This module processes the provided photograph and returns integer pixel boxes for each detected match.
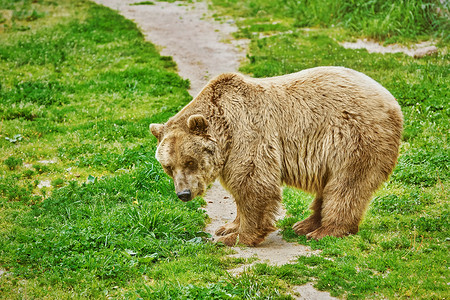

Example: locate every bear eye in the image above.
[185,160,197,170]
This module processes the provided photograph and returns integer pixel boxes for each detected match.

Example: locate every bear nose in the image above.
[177,190,192,202]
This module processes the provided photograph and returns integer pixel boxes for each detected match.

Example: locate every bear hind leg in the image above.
[306,176,373,240]
[293,194,322,236]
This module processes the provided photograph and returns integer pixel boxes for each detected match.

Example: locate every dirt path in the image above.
[340,39,437,57]
[92,1,337,298]
[93,0,245,96]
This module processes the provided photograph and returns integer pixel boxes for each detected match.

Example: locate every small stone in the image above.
[413,46,438,58]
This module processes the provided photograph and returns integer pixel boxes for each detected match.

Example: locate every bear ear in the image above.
[150,123,164,142]
[187,114,208,134]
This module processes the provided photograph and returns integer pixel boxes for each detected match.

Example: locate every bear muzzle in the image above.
[177,189,192,202]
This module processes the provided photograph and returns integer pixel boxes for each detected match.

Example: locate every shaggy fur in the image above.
[150,66,403,246]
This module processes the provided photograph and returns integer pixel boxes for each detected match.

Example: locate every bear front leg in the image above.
[217,184,281,247]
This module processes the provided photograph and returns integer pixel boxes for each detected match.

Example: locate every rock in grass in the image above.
[414,46,438,58]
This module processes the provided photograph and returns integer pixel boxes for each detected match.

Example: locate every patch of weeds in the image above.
[159,55,177,69]
[235,22,290,39]
[57,142,98,160]
[0,176,41,204]
[12,8,44,22]
[75,145,154,172]
[33,164,51,174]
[132,160,173,194]
[371,193,424,215]
[21,169,35,179]
[130,1,154,5]
[137,272,291,299]
[0,102,45,121]
[281,188,311,219]
[379,235,411,251]
[1,80,69,106]
[75,119,152,142]
[81,66,189,97]
[51,177,64,188]
[0,12,6,24]
[3,156,23,170]
[413,213,449,233]
[253,263,311,286]
[391,146,449,186]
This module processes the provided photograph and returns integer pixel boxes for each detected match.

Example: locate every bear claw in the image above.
[217,232,263,247]
[292,218,321,236]
[215,223,239,236]
[217,233,239,246]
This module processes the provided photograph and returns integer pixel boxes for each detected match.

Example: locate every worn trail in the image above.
[92,1,337,298]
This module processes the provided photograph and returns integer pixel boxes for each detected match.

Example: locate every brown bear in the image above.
[150,66,403,246]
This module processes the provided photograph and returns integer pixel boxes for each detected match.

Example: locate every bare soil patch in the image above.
[340,39,438,58]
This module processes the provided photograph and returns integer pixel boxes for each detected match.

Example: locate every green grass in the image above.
[211,0,449,43]
[131,1,155,5]
[0,0,449,299]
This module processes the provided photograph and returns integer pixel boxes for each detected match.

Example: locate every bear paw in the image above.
[292,216,321,236]
[215,223,239,236]
[217,233,239,246]
[217,232,263,247]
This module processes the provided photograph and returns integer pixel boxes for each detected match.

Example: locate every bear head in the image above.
[150,114,219,202]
